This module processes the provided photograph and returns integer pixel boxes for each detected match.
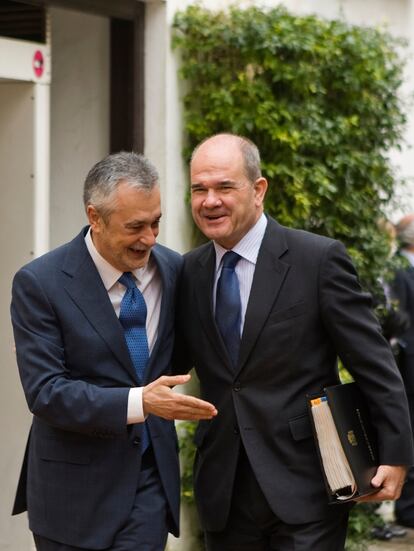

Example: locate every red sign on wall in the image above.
[33,50,44,78]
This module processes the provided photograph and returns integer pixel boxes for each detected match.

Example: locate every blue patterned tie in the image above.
[215,251,242,368]
[119,272,150,452]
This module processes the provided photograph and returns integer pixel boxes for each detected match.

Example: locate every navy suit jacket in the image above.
[175,217,414,531]
[11,228,182,549]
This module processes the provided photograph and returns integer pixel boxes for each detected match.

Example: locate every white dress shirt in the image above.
[213,213,268,335]
[85,228,162,424]
[401,249,414,268]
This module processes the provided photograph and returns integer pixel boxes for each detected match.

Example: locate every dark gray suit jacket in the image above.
[394,266,414,350]
[393,264,414,392]
[175,217,414,531]
[11,228,182,549]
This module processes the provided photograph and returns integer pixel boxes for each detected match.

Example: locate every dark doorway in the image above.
[110,3,144,153]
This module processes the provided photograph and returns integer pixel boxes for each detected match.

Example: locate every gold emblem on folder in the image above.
[347,430,357,446]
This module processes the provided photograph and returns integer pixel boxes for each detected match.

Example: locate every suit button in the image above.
[233,382,241,392]
[133,437,141,446]
[233,427,240,435]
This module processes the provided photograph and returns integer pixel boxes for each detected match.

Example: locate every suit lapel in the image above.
[143,246,174,382]
[61,230,137,381]
[195,243,231,368]
[237,218,290,372]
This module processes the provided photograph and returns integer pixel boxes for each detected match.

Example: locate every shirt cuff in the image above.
[127,387,146,424]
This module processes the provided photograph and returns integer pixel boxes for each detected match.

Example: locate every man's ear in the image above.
[254,177,268,206]
[86,205,102,233]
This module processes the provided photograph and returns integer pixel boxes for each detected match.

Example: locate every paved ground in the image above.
[367,527,414,550]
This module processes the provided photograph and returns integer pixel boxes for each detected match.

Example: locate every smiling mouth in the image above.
[129,248,148,255]
[204,213,227,221]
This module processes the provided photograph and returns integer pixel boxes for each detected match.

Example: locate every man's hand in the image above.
[356,465,407,502]
[143,374,218,420]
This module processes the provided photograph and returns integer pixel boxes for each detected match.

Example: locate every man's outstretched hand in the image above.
[143,374,217,420]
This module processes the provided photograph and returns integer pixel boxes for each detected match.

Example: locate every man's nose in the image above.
[140,226,157,247]
[203,189,221,207]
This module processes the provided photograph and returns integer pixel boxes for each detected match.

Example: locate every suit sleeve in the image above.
[11,267,130,436]
[319,240,414,465]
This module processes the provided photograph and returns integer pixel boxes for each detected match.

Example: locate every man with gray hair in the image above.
[393,213,414,528]
[11,151,217,551]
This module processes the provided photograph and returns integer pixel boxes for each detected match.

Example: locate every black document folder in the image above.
[308,382,379,503]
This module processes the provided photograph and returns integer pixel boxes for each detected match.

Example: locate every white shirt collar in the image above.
[401,249,414,268]
[214,213,268,268]
[84,227,148,290]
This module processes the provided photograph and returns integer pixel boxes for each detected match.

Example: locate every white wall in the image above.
[49,7,110,249]
[171,0,411,32]
[0,9,111,549]
[0,82,35,551]
[145,1,193,253]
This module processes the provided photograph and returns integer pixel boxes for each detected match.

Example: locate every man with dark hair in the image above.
[175,133,413,550]
[11,151,217,551]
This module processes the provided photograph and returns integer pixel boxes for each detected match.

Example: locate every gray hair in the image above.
[83,151,159,220]
[191,133,262,183]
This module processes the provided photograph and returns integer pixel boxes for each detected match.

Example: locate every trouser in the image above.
[205,447,349,551]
